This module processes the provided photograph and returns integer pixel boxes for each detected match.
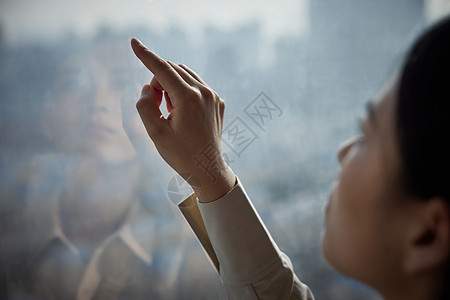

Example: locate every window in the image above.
[0,1,434,299]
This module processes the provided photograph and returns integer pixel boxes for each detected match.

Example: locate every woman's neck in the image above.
[58,156,141,257]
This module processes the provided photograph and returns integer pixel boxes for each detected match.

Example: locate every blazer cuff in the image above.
[197,176,281,283]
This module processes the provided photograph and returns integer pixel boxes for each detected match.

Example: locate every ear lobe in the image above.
[403,198,450,275]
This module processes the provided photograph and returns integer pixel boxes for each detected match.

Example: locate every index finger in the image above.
[131,38,190,94]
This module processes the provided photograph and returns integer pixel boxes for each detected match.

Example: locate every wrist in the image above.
[190,163,236,203]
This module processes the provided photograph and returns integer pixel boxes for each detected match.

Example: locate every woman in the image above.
[130,16,450,300]
[1,35,221,299]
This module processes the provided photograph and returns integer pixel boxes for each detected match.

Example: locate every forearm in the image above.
[187,176,315,299]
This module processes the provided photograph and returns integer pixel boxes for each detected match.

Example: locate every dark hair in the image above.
[396,16,450,300]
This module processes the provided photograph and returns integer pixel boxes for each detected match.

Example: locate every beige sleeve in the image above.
[178,176,315,300]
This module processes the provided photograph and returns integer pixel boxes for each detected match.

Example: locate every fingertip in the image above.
[131,38,143,47]
[131,38,149,57]
[141,84,152,96]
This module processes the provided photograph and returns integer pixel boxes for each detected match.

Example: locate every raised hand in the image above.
[130,38,236,202]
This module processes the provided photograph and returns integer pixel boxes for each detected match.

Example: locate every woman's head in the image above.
[322,16,450,299]
[41,35,141,164]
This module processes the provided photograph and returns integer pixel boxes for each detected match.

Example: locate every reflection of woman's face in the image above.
[43,49,137,163]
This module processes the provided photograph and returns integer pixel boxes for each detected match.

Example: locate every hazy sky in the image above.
[0,0,309,45]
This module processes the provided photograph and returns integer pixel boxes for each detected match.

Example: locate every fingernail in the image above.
[133,38,145,48]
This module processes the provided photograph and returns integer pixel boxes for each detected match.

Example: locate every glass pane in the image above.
[1,1,441,299]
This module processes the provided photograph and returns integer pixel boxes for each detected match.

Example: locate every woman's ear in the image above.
[403,198,450,275]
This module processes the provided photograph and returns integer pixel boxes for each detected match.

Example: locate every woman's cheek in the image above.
[323,146,374,260]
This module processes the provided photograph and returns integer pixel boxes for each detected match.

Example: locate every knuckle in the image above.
[219,99,225,109]
[159,60,173,73]
[199,86,214,99]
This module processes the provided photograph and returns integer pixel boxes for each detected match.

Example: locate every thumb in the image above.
[136,84,169,140]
